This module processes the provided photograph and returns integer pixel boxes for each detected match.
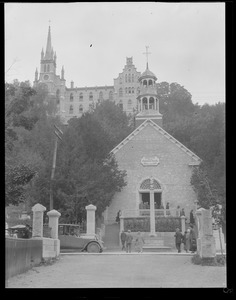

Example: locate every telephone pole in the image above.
[50,124,63,210]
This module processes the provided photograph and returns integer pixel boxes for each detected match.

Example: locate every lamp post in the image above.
[49,124,63,210]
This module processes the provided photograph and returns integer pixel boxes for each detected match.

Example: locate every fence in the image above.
[5,237,42,280]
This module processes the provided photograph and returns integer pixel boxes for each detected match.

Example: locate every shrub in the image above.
[155,217,181,232]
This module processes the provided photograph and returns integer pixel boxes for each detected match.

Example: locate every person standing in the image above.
[120,230,127,251]
[126,230,133,253]
[174,228,183,253]
[116,210,121,223]
[189,225,196,253]
[182,229,191,252]
[135,231,145,253]
[180,208,185,217]
[176,206,181,217]
[190,209,195,225]
[166,202,170,216]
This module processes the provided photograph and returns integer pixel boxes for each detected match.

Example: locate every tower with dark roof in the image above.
[135,59,163,128]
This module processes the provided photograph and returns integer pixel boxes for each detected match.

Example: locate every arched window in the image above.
[125,87,128,94]
[140,178,161,190]
[109,91,113,100]
[79,93,83,101]
[99,91,103,101]
[143,80,147,86]
[132,87,134,94]
[79,104,83,113]
[148,79,153,86]
[69,105,73,114]
[44,65,46,72]
[47,65,50,72]
[125,74,127,83]
[128,99,132,109]
[132,74,134,82]
[119,88,123,97]
[128,87,131,94]
[149,97,155,110]
[142,97,148,110]
[89,92,93,101]
[70,93,74,101]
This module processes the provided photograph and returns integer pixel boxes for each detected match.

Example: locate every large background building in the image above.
[34,26,142,123]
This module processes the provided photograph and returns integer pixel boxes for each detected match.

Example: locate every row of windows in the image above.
[70,91,113,102]
[119,87,139,96]
[142,79,154,86]
[120,74,137,84]
[69,104,94,114]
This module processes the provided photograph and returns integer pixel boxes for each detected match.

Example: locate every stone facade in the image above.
[104,120,201,224]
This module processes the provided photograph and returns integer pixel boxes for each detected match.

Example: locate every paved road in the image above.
[6,253,226,288]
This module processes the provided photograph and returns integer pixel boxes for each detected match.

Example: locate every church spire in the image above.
[45,25,52,59]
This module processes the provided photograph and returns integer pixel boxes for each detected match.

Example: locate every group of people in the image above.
[120,230,145,253]
[174,225,196,253]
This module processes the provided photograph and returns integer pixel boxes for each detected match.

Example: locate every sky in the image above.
[5,2,225,105]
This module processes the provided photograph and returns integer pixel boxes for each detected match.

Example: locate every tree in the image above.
[5,81,58,207]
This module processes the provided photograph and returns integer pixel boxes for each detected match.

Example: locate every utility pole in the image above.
[50,124,63,211]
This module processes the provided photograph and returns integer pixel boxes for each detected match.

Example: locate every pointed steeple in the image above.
[35,68,38,81]
[41,48,44,59]
[45,26,52,59]
[61,65,64,80]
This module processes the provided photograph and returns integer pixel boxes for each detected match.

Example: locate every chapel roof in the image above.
[110,119,202,164]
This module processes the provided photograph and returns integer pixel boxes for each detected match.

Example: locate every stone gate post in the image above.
[196,208,216,258]
[86,204,97,238]
[32,203,46,238]
[47,209,61,239]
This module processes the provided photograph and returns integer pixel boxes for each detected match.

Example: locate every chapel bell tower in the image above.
[135,46,162,128]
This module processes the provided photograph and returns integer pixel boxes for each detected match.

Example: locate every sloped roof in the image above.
[110,119,202,163]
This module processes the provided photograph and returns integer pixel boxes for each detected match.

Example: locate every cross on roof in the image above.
[143,46,151,65]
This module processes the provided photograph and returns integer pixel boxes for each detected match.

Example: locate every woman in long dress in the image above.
[135,231,145,253]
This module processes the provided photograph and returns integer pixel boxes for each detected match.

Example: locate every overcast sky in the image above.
[5,2,225,105]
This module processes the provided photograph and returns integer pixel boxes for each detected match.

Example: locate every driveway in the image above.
[6,253,226,288]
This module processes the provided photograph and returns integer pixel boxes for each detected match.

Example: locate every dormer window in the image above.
[148,79,153,86]
[143,80,147,86]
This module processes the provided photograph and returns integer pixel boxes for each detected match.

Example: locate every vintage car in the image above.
[7,224,32,238]
[58,224,103,253]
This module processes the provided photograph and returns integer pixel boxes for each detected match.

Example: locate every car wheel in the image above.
[87,242,101,253]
